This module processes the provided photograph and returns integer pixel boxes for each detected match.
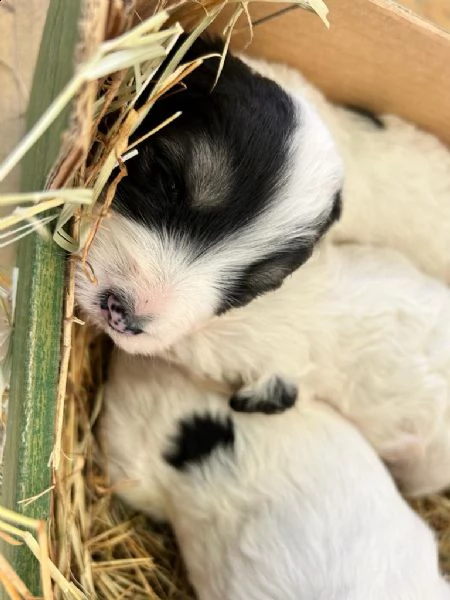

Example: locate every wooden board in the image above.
[0,0,81,595]
[221,0,450,145]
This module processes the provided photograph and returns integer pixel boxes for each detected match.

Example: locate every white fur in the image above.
[161,243,450,497]
[241,55,450,283]
[101,354,450,600]
[79,57,450,496]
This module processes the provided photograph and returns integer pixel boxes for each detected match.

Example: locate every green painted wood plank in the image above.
[1,0,82,595]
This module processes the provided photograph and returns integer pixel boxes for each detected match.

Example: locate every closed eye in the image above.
[168,178,182,202]
[147,159,184,205]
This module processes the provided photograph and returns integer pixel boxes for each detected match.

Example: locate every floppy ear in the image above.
[245,245,315,296]
[241,191,342,304]
[219,244,314,313]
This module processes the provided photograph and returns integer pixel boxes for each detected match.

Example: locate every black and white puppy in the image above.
[100,353,450,600]
[77,40,450,496]
[76,36,344,359]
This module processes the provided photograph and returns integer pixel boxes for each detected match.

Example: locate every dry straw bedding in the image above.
[0,0,449,597]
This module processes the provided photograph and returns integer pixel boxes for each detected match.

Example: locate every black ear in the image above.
[245,245,315,296]
[218,244,314,314]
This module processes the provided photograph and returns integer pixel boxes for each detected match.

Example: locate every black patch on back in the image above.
[164,413,235,471]
[344,104,385,129]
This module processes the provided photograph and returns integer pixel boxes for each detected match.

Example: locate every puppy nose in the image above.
[99,290,144,335]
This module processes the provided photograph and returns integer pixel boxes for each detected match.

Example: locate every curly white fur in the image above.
[100,354,450,600]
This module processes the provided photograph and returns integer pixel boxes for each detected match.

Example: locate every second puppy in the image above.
[100,353,450,600]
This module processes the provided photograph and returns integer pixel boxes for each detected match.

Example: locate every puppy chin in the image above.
[101,328,165,355]
[99,319,199,356]
[76,309,155,354]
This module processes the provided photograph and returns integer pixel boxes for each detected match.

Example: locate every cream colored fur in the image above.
[98,56,450,596]
[92,57,450,497]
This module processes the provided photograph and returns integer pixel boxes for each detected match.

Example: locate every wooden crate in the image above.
[2,0,450,595]
[1,1,81,595]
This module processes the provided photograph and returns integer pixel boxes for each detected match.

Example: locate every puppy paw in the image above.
[229,375,298,414]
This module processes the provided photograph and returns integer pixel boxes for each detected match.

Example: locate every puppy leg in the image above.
[229,374,298,414]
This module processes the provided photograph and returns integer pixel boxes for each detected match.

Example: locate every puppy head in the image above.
[76,37,343,355]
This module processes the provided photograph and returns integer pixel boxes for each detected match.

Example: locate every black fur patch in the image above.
[217,189,342,313]
[229,376,298,414]
[113,35,296,248]
[317,189,342,238]
[329,189,343,224]
[344,104,385,129]
[217,244,314,313]
[164,414,235,471]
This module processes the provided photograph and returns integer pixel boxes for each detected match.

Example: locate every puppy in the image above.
[240,55,450,283]
[77,44,450,494]
[75,37,344,353]
[100,353,450,600]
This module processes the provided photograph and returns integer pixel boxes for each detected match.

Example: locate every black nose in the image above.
[99,290,143,336]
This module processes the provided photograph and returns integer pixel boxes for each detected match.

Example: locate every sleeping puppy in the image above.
[240,55,450,283]
[75,36,344,352]
[99,353,450,600]
[77,44,450,354]
[77,41,450,494]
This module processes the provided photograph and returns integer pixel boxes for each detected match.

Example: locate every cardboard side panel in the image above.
[221,0,450,144]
